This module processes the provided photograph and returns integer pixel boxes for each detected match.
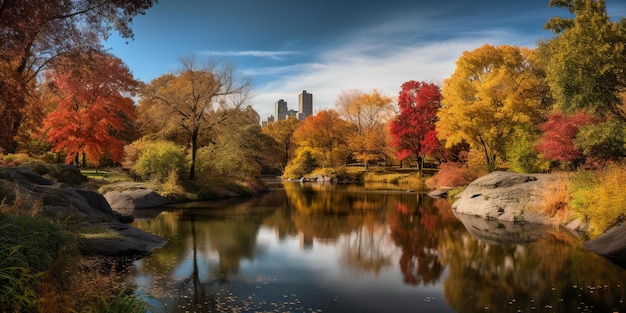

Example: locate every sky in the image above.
[105,0,625,119]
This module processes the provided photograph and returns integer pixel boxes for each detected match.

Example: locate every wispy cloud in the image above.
[199,50,301,60]
[250,13,543,118]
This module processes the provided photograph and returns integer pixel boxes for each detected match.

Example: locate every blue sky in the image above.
[105,0,625,119]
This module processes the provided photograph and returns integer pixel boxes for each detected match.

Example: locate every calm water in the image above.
[129,181,626,313]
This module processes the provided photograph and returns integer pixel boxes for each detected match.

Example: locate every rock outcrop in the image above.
[452,171,559,225]
[104,188,169,216]
[0,166,165,258]
[583,222,626,265]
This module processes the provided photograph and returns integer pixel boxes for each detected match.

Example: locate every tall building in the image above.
[274,99,288,121]
[298,90,313,120]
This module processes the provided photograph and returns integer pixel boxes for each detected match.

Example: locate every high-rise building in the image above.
[274,99,288,121]
[298,90,313,120]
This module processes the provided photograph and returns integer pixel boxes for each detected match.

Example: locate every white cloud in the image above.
[248,10,544,119]
[199,50,301,60]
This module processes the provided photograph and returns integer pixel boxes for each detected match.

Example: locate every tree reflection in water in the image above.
[130,182,626,313]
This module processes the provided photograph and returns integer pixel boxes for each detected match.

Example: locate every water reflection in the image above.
[129,182,626,313]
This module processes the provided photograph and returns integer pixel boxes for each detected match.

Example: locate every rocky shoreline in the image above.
[433,171,626,264]
[0,166,165,259]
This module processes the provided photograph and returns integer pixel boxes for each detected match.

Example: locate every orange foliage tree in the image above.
[0,0,154,153]
[292,110,355,168]
[42,49,138,166]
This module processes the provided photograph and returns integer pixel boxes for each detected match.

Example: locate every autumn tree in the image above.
[535,111,594,169]
[437,45,546,172]
[0,0,155,153]
[289,110,354,172]
[544,0,626,121]
[262,117,300,170]
[198,106,274,179]
[336,89,394,167]
[42,48,138,166]
[138,56,251,180]
[390,81,441,172]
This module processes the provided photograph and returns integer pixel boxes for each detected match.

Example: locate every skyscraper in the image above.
[274,99,288,121]
[298,90,313,120]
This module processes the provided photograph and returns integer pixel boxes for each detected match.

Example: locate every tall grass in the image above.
[0,208,150,312]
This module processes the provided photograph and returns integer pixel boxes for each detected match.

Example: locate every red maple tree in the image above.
[535,111,594,168]
[42,49,138,166]
[389,81,441,171]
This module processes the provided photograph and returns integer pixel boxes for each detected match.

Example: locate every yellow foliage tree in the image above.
[437,44,546,172]
[336,89,394,166]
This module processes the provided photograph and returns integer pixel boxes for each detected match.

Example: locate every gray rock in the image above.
[453,211,551,245]
[104,189,170,216]
[452,171,558,224]
[584,222,626,264]
[82,222,166,257]
[0,167,165,258]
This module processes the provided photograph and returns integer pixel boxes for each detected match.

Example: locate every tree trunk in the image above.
[189,129,198,180]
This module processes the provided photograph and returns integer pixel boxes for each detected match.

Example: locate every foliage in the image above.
[544,0,626,121]
[437,45,548,172]
[535,111,594,169]
[262,117,300,169]
[537,175,573,223]
[336,89,394,166]
[506,126,551,173]
[0,0,155,153]
[425,162,475,189]
[390,81,441,172]
[575,118,626,163]
[138,55,251,180]
[197,106,271,179]
[283,147,320,179]
[571,164,626,236]
[133,140,187,180]
[291,110,354,168]
[42,48,138,166]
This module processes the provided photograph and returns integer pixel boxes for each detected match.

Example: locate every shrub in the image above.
[133,140,187,180]
[538,174,573,223]
[426,161,482,189]
[571,164,626,236]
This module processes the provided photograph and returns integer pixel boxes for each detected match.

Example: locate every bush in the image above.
[538,174,573,223]
[133,140,187,180]
[571,164,626,236]
[426,162,480,189]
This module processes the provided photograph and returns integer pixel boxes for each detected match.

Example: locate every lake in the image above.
[128,180,626,313]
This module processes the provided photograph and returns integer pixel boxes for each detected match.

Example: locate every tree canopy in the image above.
[437,45,546,172]
[390,81,441,171]
[138,56,251,180]
[42,48,138,165]
[0,0,155,153]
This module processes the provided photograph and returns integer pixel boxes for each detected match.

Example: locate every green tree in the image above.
[544,0,626,121]
[138,56,251,180]
[437,45,546,172]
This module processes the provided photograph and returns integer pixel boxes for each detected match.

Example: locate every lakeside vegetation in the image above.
[1,0,626,312]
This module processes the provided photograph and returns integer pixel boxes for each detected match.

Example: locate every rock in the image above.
[104,189,169,216]
[584,222,626,264]
[81,222,166,258]
[453,211,551,245]
[0,166,165,258]
[452,171,558,224]
[427,188,452,198]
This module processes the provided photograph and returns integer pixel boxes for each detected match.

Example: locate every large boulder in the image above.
[584,222,626,265]
[452,171,558,225]
[104,188,169,216]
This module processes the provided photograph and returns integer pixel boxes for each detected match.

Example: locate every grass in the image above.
[0,208,150,313]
